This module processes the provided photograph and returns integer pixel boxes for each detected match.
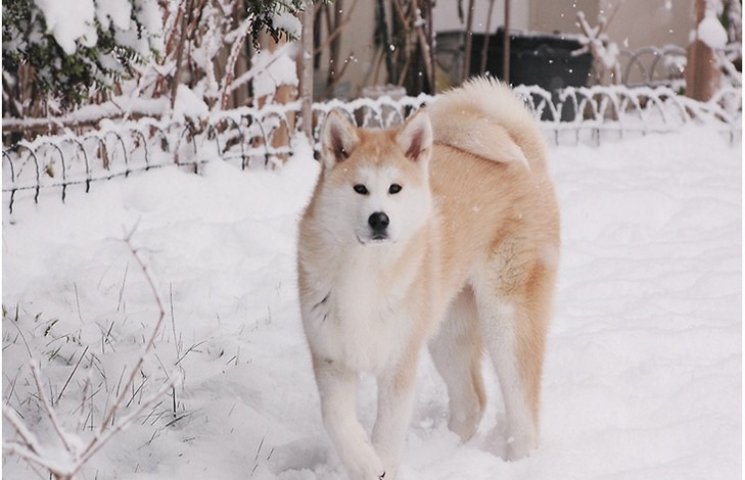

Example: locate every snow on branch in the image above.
[574,10,621,85]
[2,231,181,480]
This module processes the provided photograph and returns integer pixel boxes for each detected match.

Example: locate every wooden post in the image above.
[686,0,721,101]
[426,0,436,92]
[462,0,475,82]
[479,0,497,75]
[299,1,315,140]
[503,0,510,85]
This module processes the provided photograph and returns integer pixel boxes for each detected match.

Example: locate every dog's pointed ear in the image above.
[321,110,359,170]
[396,109,432,163]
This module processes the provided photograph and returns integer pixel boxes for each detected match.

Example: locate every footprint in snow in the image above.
[267,437,332,478]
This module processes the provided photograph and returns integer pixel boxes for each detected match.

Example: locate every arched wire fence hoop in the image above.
[208,116,246,169]
[3,85,740,213]
[618,46,688,87]
[3,150,16,212]
[106,130,130,177]
[65,137,91,193]
[177,123,199,173]
[130,128,150,172]
[45,143,68,202]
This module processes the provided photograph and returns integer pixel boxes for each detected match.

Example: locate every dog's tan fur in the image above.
[298,78,559,479]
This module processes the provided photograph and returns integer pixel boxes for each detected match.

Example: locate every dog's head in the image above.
[316,109,433,247]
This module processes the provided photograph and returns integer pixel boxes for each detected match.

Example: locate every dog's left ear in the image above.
[396,109,432,164]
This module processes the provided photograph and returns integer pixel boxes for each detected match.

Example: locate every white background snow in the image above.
[2,126,741,479]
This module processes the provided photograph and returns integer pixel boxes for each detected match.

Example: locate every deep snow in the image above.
[2,128,741,479]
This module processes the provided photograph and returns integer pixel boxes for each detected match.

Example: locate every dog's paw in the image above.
[376,464,396,480]
[448,408,482,442]
[503,434,538,461]
[371,443,400,480]
[344,453,386,480]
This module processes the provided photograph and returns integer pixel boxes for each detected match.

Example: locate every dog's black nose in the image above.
[368,211,390,233]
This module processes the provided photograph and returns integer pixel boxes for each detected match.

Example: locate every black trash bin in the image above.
[471,28,592,89]
[468,28,593,120]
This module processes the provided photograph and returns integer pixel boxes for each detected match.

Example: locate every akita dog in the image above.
[297,78,560,480]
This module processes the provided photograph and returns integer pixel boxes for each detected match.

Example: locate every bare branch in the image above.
[3,230,179,480]
[29,360,75,455]
[56,346,89,405]
[1,443,71,477]
[74,369,180,470]
[98,236,166,432]
[3,405,43,455]
[228,42,296,95]
[313,0,360,56]
[220,15,255,109]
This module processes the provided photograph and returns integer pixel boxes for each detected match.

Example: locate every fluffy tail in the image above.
[427,77,546,170]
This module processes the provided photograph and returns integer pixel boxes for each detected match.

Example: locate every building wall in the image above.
[600,0,695,50]
[314,0,698,98]
[526,0,695,84]
[529,0,599,36]
[315,0,534,98]
[527,0,695,49]
[312,0,380,99]
[431,0,530,33]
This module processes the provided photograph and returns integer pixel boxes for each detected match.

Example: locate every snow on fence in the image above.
[617,45,687,87]
[2,85,741,214]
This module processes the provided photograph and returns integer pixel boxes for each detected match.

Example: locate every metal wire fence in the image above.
[3,85,741,214]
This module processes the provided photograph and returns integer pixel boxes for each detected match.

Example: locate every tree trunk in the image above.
[171,0,192,109]
[686,0,721,101]
[299,1,315,140]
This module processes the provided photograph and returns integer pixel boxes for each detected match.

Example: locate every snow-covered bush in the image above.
[2,0,163,113]
[2,0,318,125]
[247,0,306,44]
[154,0,308,112]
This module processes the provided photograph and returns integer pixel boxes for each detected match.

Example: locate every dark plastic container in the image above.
[470,28,593,93]
[435,29,593,120]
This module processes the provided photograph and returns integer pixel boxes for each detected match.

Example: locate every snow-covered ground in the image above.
[2,127,741,479]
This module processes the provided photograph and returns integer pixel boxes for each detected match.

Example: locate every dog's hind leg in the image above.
[472,256,554,461]
[428,287,486,442]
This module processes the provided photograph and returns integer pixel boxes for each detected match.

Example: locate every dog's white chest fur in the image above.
[304,249,412,374]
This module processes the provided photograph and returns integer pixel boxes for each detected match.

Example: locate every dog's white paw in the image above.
[448,408,483,442]
[503,433,538,461]
[374,452,399,480]
[344,452,386,480]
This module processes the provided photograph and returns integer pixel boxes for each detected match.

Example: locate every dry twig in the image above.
[2,230,181,479]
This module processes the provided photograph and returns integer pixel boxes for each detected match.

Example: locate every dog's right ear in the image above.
[320,110,359,170]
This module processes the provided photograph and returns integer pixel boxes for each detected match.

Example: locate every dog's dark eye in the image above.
[353,184,369,195]
[388,184,402,194]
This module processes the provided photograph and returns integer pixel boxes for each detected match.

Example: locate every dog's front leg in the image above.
[371,353,419,480]
[314,356,385,480]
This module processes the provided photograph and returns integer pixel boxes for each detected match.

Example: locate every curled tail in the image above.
[427,77,546,171]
